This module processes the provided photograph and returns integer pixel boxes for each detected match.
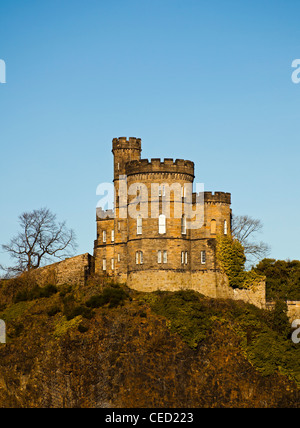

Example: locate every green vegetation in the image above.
[141,289,300,386]
[14,284,58,303]
[254,258,300,301]
[0,272,299,407]
[85,284,129,309]
[216,234,264,289]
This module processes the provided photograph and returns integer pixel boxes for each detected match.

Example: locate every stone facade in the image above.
[93,137,265,307]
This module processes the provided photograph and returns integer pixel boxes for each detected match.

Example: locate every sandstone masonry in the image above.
[93,137,266,309]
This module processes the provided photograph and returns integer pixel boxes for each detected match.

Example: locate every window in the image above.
[117,253,121,262]
[118,222,121,232]
[181,251,185,264]
[159,214,166,234]
[111,230,115,242]
[136,251,143,265]
[103,259,107,271]
[158,186,162,197]
[201,251,206,264]
[162,185,166,197]
[163,250,168,264]
[103,230,107,243]
[181,251,188,264]
[137,215,142,235]
[210,220,216,235]
[224,220,228,235]
[111,259,115,270]
[181,215,186,235]
[158,250,162,264]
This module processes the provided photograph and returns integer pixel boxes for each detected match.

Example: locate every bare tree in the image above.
[231,214,270,267]
[1,208,77,275]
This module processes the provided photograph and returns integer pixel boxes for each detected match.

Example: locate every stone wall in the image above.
[127,269,266,309]
[32,253,94,287]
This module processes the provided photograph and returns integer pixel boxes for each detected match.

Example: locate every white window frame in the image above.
[158,250,162,264]
[103,230,106,243]
[181,251,185,264]
[111,230,115,242]
[224,220,228,235]
[185,251,188,265]
[103,259,107,271]
[136,251,143,265]
[163,250,168,264]
[137,215,142,235]
[159,214,166,234]
[181,215,186,235]
[111,259,115,270]
[201,250,206,264]
[117,253,121,262]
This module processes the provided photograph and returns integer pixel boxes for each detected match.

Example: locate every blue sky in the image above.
[0,0,300,269]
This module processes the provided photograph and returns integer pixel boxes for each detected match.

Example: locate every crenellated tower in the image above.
[112,137,142,182]
[94,136,233,296]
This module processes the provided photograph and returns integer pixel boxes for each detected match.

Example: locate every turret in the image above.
[112,137,142,181]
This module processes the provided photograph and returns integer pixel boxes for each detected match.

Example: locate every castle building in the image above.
[93,137,236,297]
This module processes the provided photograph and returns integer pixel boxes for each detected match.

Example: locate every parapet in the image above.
[112,136,142,152]
[125,158,195,178]
[203,191,231,204]
[96,207,114,220]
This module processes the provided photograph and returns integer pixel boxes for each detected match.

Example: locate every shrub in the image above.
[86,286,128,309]
[64,304,94,321]
[14,284,58,303]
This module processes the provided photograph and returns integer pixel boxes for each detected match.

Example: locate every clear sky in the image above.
[0,0,300,269]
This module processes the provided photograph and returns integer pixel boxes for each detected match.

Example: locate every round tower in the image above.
[125,158,195,278]
[112,137,142,182]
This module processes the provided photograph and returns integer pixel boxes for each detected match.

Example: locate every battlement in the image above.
[204,191,231,204]
[96,207,114,220]
[191,192,231,204]
[125,158,195,178]
[112,136,142,152]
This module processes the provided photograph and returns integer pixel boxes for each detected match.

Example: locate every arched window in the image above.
[210,219,216,235]
[224,220,228,235]
[137,215,142,235]
[181,215,186,235]
[159,214,166,234]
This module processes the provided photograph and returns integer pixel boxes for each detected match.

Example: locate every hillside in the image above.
[0,275,299,408]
